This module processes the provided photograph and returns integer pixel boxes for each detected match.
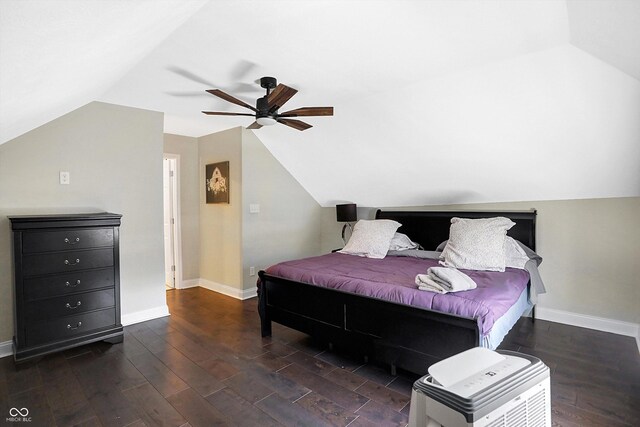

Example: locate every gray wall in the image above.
[321,197,640,325]
[0,101,166,342]
[193,127,323,292]
[241,128,322,290]
[163,133,200,281]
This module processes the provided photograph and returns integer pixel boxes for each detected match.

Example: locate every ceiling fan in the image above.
[202,77,333,131]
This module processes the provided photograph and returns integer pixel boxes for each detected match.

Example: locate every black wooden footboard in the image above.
[258,271,479,375]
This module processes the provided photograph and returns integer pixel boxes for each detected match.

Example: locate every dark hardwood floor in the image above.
[1,287,638,426]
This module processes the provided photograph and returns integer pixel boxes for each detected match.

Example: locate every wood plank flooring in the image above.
[0,287,638,426]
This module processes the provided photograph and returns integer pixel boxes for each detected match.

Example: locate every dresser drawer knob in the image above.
[65,280,81,287]
[65,301,82,309]
[64,259,80,266]
[64,237,80,244]
[67,321,82,330]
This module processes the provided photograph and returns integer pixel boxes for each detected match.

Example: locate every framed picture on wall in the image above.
[205,161,230,204]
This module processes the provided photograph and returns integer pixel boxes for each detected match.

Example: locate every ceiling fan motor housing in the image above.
[257,77,278,117]
[260,76,277,90]
[256,96,272,117]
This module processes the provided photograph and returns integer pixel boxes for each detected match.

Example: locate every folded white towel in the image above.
[415,267,477,294]
[416,275,448,294]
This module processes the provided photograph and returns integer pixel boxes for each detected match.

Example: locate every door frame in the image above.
[163,153,183,289]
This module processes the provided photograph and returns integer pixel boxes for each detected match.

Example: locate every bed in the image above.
[257,210,537,375]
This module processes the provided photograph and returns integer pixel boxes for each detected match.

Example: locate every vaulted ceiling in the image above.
[2,0,639,207]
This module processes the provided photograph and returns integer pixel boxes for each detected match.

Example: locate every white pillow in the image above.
[504,236,530,269]
[388,232,419,251]
[339,219,401,259]
[440,217,515,271]
[438,236,530,268]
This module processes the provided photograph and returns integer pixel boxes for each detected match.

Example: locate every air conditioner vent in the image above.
[527,389,547,426]
[505,400,527,427]
[486,416,506,427]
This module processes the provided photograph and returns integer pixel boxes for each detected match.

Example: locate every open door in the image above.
[163,155,181,290]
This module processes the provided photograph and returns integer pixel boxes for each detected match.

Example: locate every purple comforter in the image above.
[264,253,530,335]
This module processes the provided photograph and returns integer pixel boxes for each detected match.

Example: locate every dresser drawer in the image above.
[22,228,114,253]
[25,289,115,322]
[24,268,115,301]
[26,308,116,347]
[22,248,114,276]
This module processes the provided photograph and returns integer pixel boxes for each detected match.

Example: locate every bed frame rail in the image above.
[258,271,479,373]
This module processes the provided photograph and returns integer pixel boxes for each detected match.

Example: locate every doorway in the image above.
[163,154,182,290]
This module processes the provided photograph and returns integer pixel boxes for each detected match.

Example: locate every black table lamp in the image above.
[336,203,357,243]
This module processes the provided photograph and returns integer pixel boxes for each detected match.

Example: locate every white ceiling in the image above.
[567,0,640,80]
[2,0,639,207]
[100,0,570,136]
[0,0,208,143]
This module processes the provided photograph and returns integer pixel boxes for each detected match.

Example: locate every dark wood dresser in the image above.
[9,213,124,362]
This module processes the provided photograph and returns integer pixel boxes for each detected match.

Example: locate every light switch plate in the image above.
[249,204,260,213]
[59,171,70,185]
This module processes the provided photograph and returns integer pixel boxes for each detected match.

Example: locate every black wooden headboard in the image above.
[375,210,537,251]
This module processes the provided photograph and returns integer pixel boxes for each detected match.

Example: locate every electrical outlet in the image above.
[59,171,70,185]
[249,266,255,276]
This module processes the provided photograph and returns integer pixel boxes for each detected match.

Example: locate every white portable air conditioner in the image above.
[409,348,551,427]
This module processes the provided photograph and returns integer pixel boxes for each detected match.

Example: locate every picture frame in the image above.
[205,161,230,204]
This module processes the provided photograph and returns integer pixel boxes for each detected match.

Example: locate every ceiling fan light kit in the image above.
[202,76,333,131]
[256,117,277,126]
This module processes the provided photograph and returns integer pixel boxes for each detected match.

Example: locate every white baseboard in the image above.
[121,305,170,326]
[198,278,257,300]
[241,287,258,300]
[536,306,640,352]
[0,340,13,359]
[181,279,200,289]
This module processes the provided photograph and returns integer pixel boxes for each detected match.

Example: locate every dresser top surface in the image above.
[9,212,121,221]
[9,213,122,230]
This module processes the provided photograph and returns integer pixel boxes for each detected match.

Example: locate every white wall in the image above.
[163,133,200,281]
[0,101,166,342]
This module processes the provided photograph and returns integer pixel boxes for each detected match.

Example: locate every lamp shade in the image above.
[336,203,357,222]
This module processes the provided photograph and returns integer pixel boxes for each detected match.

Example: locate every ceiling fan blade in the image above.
[166,91,211,97]
[167,66,215,86]
[202,111,255,116]
[277,118,312,131]
[278,107,333,117]
[228,82,262,94]
[268,84,298,112]
[230,60,257,79]
[246,121,262,129]
[206,89,258,112]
